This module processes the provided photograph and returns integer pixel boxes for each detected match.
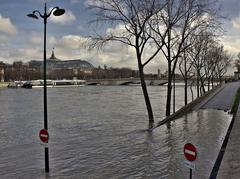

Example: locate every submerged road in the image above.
[191,81,240,179]
[194,81,240,179]
[198,81,240,111]
[216,82,240,179]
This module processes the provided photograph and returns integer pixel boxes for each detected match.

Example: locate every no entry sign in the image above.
[184,143,197,162]
[39,129,49,143]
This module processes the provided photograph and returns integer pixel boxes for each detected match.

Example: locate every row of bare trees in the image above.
[178,33,232,106]
[88,0,232,123]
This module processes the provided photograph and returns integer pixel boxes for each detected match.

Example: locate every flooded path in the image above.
[0,86,231,178]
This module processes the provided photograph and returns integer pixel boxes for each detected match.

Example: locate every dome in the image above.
[46,48,94,70]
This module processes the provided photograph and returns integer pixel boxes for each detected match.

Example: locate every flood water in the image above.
[0,86,231,179]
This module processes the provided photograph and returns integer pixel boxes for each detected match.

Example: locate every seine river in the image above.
[0,86,231,178]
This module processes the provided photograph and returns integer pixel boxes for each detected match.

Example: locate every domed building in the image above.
[28,49,94,80]
[47,49,94,72]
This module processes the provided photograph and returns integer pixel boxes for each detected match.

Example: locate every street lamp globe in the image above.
[53,8,65,16]
[27,13,38,19]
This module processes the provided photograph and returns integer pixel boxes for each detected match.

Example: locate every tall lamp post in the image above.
[27,3,65,173]
[173,71,176,113]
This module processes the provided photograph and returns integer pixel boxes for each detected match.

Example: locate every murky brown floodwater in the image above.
[0,86,231,178]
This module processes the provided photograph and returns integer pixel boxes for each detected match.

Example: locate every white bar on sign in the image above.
[185,149,196,156]
[185,160,196,170]
[40,134,48,138]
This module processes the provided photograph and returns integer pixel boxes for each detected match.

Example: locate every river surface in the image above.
[0,86,231,179]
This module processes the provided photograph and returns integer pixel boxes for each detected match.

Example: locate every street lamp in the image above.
[173,55,182,114]
[173,70,176,113]
[27,3,65,173]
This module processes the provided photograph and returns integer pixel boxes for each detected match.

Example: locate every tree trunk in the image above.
[166,68,172,116]
[190,80,194,101]
[135,37,154,123]
[211,74,214,89]
[139,67,154,122]
[219,74,222,86]
[200,77,206,94]
[208,78,210,91]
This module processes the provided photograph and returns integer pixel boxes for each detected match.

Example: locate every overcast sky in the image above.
[0,0,240,73]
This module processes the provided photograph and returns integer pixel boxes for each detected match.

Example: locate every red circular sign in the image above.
[39,129,49,143]
[184,143,197,161]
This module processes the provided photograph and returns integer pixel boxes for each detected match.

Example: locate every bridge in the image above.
[86,78,170,86]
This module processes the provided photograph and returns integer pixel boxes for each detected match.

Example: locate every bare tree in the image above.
[204,44,218,91]
[151,0,220,116]
[187,33,230,97]
[234,53,240,72]
[178,48,194,105]
[215,49,232,85]
[189,32,216,97]
[88,0,166,122]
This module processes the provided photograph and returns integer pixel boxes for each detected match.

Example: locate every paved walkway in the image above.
[196,82,240,111]
[192,82,240,179]
[196,81,240,179]
[216,82,240,179]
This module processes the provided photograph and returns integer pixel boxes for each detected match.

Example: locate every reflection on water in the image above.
[0,86,231,178]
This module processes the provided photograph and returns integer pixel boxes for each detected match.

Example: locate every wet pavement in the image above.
[192,81,240,179]
[196,82,240,111]
[216,83,240,179]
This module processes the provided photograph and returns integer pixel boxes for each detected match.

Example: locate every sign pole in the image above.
[45,147,49,173]
[43,3,50,173]
[190,168,192,179]
[39,128,50,172]
[184,143,197,179]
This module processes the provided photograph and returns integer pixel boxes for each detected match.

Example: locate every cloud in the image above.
[28,32,42,45]
[49,9,76,25]
[44,33,135,68]
[0,14,17,35]
[232,16,240,29]
[48,22,164,73]
[0,44,42,63]
[70,0,81,4]
[0,19,164,74]
[221,35,240,54]
[0,35,7,46]
[46,34,89,60]
[0,31,164,74]
[84,0,94,6]
[57,35,88,49]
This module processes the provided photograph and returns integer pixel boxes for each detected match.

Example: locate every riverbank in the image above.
[0,82,8,88]
[150,85,223,130]
[215,85,240,179]
[151,81,240,178]
[171,81,240,179]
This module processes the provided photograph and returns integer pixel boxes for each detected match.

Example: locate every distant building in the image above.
[2,49,139,81]
[28,60,42,69]
[157,69,161,78]
[234,71,240,80]
[27,49,94,80]
[0,61,5,82]
[46,49,94,72]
